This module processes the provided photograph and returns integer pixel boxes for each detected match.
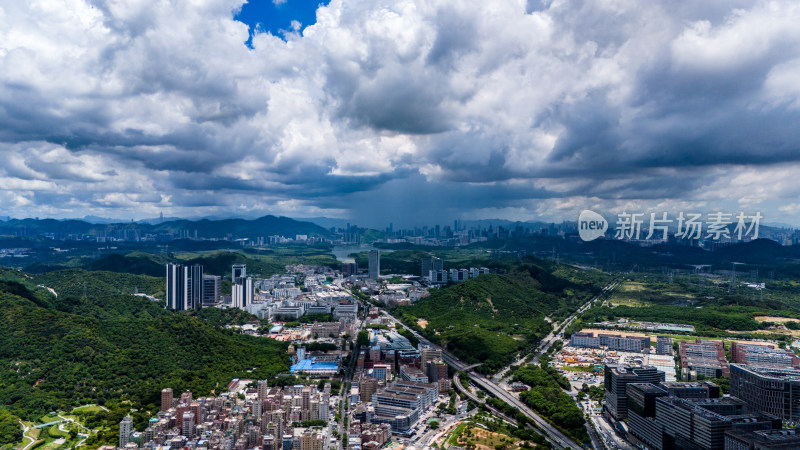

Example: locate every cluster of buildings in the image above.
[339,250,382,280]
[418,257,488,284]
[427,267,489,284]
[729,342,800,369]
[603,364,800,450]
[118,382,337,450]
[679,339,731,380]
[602,343,800,450]
[165,263,362,324]
[591,320,696,334]
[570,331,675,355]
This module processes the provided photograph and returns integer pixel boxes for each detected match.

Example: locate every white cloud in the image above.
[1,0,800,223]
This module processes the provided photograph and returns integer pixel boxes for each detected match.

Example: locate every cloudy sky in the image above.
[2,0,800,227]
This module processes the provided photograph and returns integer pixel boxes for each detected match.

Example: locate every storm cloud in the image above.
[2,0,800,226]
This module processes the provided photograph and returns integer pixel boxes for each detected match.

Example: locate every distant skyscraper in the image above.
[232,264,246,282]
[368,250,380,280]
[119,415,133,447]
[161,388,173,411]
[202,275,221,304]
[421,256,443,278]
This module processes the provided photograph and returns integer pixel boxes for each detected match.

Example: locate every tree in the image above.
[356,330,370,348]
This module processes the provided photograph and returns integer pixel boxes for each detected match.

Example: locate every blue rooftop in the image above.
[290,357,339,373]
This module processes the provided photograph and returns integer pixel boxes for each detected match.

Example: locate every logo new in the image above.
[578,210,607,241]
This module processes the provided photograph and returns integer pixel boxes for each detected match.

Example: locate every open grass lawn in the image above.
[455,425,529,449]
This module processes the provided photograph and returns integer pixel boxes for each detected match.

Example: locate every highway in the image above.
[382,311,583,450]
[381,279,620,450]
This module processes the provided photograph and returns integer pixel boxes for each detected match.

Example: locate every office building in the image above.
[656,336,674,355]
[730,364,800,422]
[188,264,203,310]
[428,270,448,283]
[427,359,448,382]
[166,262,188,310]
[730,342,799,369]
[232,264,246,282]
[604,364,665,421]
[420,345,442,373]
[680,339,729,378]
[627,381,781,450]
[400,365,429,383]
[166,263,204,310]
[202,274,221,304]
[341,262,357,276]
[119,415,133,447]
[571,331,651,353]
[656,397,778,450]
[232,276,254,309]
[368,250,380,279]
[725,428,800,450]
[660,381,721,399]
[360,377,379,403]
[421,257,443,277]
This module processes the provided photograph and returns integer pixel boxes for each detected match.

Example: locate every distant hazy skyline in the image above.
[3,1,800,228]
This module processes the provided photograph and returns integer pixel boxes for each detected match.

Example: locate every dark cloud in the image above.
[1,0,800,224]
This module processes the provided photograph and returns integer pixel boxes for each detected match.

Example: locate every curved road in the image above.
[383,280,620,450]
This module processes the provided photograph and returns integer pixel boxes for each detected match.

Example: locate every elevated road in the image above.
[383,312,583,450]
[383,280,620,450]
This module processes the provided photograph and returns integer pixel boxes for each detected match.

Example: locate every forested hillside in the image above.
[394,260,609,373]
[0,272,289,424]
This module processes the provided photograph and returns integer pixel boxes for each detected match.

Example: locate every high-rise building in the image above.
[258,379,269,401]
[604,364,665,421]
[232,264,246,282]
[421,257,443,278]
[627,381,781,450]
[166,263,203,310]
[427,359,448,382]
[420,345,442,373]
[202,274,221,304]
[730,364,800,422]
[188,264,203,310]
[166,263,187,310]
[368,250,380,279]
[181,412,195,437]
[161,388,173,411]
[342,262,357,276]
[119,415,133,447]
[360,377,379,403]
[232,276,254,309]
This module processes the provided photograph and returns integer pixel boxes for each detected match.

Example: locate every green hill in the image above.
[0,214,331,240]
[395,261,608,373]
[0,272,289,424]
[84,252,167,277]
[34,269,166,299]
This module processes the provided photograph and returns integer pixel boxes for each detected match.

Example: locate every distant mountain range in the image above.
[0,215,331,239]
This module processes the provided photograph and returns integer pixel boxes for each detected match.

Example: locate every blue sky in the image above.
[235,0,330,45]
[3,1,800,227]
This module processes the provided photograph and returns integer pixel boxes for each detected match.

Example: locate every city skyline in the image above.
[2,1,800,227]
